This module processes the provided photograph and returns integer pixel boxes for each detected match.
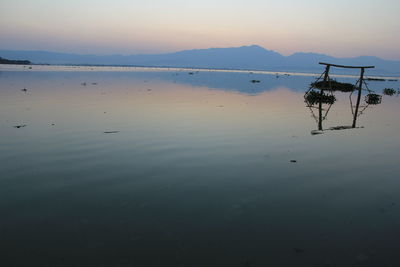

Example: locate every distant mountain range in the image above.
[1,45,400,76]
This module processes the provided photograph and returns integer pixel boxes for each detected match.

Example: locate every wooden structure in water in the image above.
[317,62,375,128]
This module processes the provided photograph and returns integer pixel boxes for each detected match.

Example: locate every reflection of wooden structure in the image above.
[305,92,334,131]
[318,63,375,128]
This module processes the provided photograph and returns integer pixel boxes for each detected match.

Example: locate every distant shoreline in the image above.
[1,63,400,80]
[0,57,31,65]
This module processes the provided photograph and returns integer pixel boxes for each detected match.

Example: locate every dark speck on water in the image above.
[290,160,297,163]
[366,77,386,81]
[293,248,305,253]
[311,130,324,135]
[329,126,353,131]
[103,131,120,134]
[13,124,27,128]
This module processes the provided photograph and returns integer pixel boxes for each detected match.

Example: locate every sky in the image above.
[0,0,399,59]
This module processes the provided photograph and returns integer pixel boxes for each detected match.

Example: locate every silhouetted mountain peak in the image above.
[239,44,266,50]
[237,45,280,55]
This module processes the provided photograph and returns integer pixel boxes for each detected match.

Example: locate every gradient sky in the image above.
[1,0,399,59]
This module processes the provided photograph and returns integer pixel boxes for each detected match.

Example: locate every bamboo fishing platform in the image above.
[318,62,375,128]
[305,62,377,131]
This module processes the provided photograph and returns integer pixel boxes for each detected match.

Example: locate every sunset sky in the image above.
[1,0,399,59]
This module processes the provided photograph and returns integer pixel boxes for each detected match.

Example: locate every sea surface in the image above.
[1,65,400,266]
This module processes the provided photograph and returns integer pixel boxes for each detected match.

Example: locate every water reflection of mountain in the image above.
[3,67,398,95]
[131,70,349,94]
[166,72,315,94]
[130,70,398,95]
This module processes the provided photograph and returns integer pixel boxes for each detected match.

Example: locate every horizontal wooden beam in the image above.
[319,62,375,69]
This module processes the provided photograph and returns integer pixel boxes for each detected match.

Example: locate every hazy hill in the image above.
[1,45,400,75]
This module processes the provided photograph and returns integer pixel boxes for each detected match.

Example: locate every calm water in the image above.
[1,65,400,266]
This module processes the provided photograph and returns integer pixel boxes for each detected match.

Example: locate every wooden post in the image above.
[318,97,323,130]
[323,65,330,83]
[318,65,330,130]
[352,67,365,128]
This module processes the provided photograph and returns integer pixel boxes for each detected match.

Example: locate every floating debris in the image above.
[290,160,297,163]
[365,93,382,105]
[311,130,324,135]
[311,80,356,92]
[21,88,27,92]
[305,90,336,105]
[103,131,120,134]
[329,126,353,131]
[382,88,396,96]
[293,248,305,253]
[188,72,194,75]
[250,80,260,83]
[13,124,27,128]
[366,77,385,81]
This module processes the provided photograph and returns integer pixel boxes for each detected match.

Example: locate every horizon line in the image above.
[0,45,397,61]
